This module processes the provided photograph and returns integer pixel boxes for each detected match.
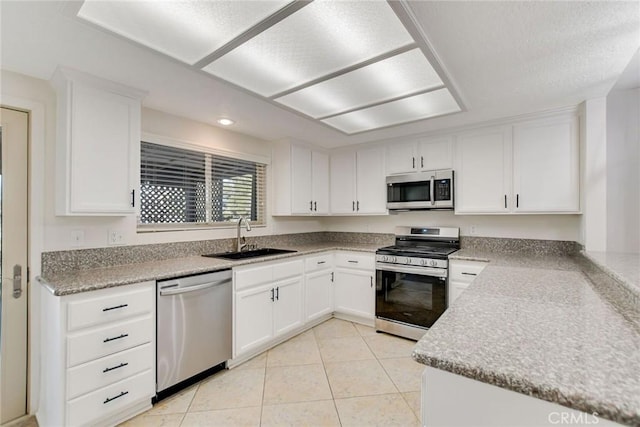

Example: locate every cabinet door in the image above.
[386,141,417,175]
[455,127,512,213]
[356,147,387,214]
[273,276,304,337]
[419,137,452,171]
[235,284,274,356]
[312,151,330,214]
[513,117,579,213]
[334,269,375,320]
[291,145,313,214]
[330,151,357,214]
[448,281,469,307]
[305,270,333,322]
[69,84,139,214]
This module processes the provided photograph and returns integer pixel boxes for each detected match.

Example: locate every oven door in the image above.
[375,263,447,333]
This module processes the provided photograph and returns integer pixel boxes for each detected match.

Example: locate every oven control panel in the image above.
[376,255,448,269]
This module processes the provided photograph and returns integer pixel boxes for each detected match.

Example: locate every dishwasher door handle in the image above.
[159,278,231,296]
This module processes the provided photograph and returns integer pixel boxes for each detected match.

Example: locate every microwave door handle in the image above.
[430,175,435,206]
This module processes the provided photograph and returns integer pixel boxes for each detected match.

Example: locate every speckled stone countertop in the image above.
[582,251,640,298]
[38,243,380,296]
[414,251,640,426]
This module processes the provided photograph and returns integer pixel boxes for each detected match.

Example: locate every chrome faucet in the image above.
[237,216,252,252]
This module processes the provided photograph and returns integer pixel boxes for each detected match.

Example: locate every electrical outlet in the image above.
[70,229,85,246]
[469,225,477,235]
[108,230,125,245]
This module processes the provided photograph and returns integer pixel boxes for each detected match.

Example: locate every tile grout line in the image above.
[315,324,344,426]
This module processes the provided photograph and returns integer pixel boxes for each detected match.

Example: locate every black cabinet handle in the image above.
[461,272,477,276]
[516,194,519,208]
[348,260,358,264]
[270,288,275,302]
[370,276,373,287]
[331,272,334,282]
[275,286,280,301]
[314,201,317,211]
[102,304,128,312]
[352,201,355,211]
[504,195,507,209]
[421,156,424,168]
[103,362,129,373]
[356,201,360,211]
[310,200,313,211]
[104,391,128,404]
[103,333,128,343]
[412,157,415,169]
[317,261,326,265]
[131,190,135,208]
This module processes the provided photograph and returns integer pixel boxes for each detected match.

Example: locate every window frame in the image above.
[137,133,269,232]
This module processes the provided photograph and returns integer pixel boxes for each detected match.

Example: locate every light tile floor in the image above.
[121,318,423,427]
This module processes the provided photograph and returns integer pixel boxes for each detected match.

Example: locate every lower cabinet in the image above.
[333,252,375,321]
[233,259,304,357]
[39,281,156,427]
[448,259,488,306]
[305,269,334,322]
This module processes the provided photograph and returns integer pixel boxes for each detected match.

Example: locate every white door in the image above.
[290,145,312,214]
[386,141,416,175]
[235,284,274,356]
[311,151,329,214]
[356,147,387,214]
[455,126,512,213]
[0,107,29,424]
[273,276,303,337]
[334,270,375,320]
[513,117,579,213]
[330,151,357,214]
[419,136,453,171]
[305,270,333,322]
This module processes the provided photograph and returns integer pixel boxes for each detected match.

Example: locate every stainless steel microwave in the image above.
[386,170,454,211]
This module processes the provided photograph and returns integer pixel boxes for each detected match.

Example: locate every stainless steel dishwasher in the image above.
[156,269,232,397]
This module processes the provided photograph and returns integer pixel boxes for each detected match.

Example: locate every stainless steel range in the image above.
[375,226,460,340]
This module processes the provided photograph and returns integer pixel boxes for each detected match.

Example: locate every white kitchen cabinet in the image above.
[51,67,145,216]
[330,147,387,215]
[273,142,329,215]
[233,259,304,357]
[512,116,579,213]
[448,259,487,306]
[333,252,375,323]
[304,253,334,323]
[455,126,512,213]
[386,136,453,175]
[455,113,579,214]
[39,281,155,427]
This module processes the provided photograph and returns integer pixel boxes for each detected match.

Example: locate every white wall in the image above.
[323,212,581,241]
[606,88,640,253]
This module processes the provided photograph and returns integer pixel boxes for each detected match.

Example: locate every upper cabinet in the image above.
[454,113,579,214]
[330,146,387,215]
[273,141,329,215]
[386,136,452,175]
[51,67,145,216]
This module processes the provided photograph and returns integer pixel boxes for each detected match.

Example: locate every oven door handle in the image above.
[376,263,447,278]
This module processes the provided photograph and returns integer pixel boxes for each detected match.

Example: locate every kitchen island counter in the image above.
[413,252,640,426]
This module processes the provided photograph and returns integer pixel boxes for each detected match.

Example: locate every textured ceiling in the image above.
[1,1,638,148]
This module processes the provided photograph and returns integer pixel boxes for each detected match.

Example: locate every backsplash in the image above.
[41,232,395,276]
[460,236,581,256]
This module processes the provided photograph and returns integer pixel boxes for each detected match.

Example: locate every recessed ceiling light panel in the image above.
[202,1,415,96]
[77,0,292,65]
[274,48,443,118]
[322,88,461,134]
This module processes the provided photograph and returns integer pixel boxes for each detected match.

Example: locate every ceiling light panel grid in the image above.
[77,0,291,65]
[322,88,461,134]
[273,48,444,118]
[201,1,415,97]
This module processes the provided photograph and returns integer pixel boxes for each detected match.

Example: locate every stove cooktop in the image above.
[376,245,458,259]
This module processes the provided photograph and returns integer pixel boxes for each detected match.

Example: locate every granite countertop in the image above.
[582,251,640,298]
[414,250,640,426]
[38,242,380,296]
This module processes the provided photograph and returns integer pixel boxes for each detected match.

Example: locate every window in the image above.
[140,141,265,227]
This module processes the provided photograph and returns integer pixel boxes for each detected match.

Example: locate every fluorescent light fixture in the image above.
[217,118,235,126]
[77,0,291,65]
[201,1,414,96]
[274,48,443,118]
[322,89,461,134]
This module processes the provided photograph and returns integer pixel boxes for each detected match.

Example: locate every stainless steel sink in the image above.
[202,248,297,260]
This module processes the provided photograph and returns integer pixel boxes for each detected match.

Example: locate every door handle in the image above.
[430,176,435,206]
[13,264,22,299]
[370,276,373,288]
[314,201,317,211]
[310,200,313,211]
[275,286,280,301]
[159,278,231,296]
[421,156,424,168]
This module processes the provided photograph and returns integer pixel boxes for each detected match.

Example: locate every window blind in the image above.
[140,141,265,227]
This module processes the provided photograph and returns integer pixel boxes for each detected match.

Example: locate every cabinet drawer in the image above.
[334,252,375,270]
[273,259,303,280]
[234,264,273,290]
[67,283,154,332]
[67,342,153,400]
[66,369,154,427]
[449,261,487,284]
[67,316,153,368]
[305,253,333,273]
